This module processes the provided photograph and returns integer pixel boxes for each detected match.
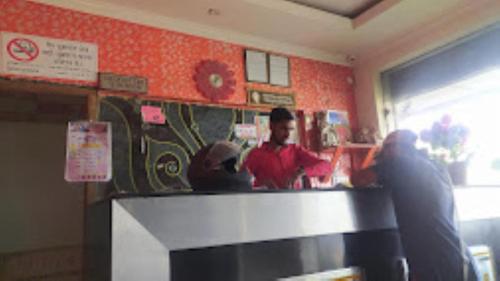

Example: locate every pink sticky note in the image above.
[141,105,165,124]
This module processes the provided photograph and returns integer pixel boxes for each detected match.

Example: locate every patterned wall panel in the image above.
[99,96,258,193]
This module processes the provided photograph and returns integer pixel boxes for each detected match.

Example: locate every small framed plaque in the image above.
[247,89,295,108]
[99,72,148,94]
[269,54,290,87]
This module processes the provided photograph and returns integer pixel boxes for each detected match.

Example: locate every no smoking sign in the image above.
[1,32,98,82]
[7,38,39,62]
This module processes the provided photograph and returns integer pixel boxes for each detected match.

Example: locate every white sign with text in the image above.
[235,124,257,140]
[0,32,98,82]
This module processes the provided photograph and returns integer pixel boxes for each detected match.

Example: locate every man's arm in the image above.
[295,146,333,177]
[351,156,415,189]
[350,167,378,187]
[350,158,406,188]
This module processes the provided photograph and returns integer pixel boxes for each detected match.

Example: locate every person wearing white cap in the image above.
[351,130,479,281]
[188,140,252,192]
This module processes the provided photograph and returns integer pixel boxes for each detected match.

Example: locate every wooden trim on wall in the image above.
[0,77,97,281]
[0,78,96,97]
[84,92,101,205]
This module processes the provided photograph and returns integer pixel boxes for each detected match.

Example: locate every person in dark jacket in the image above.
[351,130,479,281]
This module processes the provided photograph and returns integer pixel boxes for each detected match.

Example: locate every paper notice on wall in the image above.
[141,105,165,124]
[65,121,112,182]
[235,124,257,140]
[0,32,98,82]
[255,116,271,145]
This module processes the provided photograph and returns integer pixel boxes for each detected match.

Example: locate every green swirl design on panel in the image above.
[145,135,190,191]
[187,106,207,147]
[191,105,236,143]
[100,100,138,193]
[163,103,199,155]
[99,97,261,194]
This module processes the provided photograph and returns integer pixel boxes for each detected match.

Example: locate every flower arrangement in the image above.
[420,115,470,163]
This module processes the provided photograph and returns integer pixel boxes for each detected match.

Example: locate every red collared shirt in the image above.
[242,142,332,189]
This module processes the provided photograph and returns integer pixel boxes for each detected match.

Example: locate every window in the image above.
[382,24,500,186]
[394,68,500,185]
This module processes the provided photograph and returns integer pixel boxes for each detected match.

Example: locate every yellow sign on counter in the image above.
[278,267,364,281]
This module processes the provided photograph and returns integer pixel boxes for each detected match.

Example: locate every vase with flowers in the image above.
[420,115,470,186]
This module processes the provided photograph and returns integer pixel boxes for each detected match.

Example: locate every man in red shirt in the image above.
[242,107,332,189]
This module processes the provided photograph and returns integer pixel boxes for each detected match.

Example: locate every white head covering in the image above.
[204,141,241,170]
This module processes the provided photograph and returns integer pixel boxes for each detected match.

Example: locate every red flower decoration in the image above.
[193,60,236,102]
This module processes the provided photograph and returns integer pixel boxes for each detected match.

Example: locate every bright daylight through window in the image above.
[395,68,500,185]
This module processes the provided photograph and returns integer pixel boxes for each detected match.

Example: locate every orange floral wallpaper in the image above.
[0,0,358,126]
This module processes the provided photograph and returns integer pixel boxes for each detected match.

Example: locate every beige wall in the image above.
[0,121,84,254]
[353,0,500,135]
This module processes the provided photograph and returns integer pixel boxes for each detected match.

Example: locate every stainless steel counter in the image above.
[85,188,500,281]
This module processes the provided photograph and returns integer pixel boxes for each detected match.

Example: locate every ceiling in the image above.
[35,0,470,64]
[287,0,382,18]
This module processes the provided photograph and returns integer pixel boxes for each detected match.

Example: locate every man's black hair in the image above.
[270,107,294,123]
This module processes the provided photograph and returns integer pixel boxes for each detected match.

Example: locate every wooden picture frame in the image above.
[247,89,295,108]
[269,54,290,87]
[244,49,268,83]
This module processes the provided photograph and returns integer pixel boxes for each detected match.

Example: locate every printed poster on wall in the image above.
[234,124,257,140]
[0,32,98,82]
[65,121,112,182]
[255,116,271,145]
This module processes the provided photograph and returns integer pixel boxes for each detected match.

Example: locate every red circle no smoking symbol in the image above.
[7,38,40,62]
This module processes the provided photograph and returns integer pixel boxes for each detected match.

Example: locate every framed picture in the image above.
[245,49,268,83]
[327,110,349,126]
[317,110,352,147]
[269,54,290,87]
